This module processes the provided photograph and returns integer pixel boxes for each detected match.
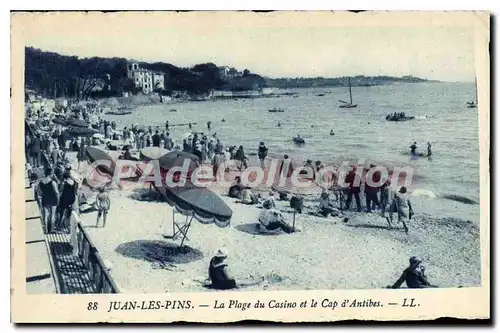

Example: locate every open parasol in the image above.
[140,147,169,161]
[85,146,116,177]
[157,182,232,246]
[157,150,200,177]
[52,116,68,126]
[66,126,99,137]
[67,117,89,128]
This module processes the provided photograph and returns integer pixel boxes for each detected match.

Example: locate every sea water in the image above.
[104,82,480,222]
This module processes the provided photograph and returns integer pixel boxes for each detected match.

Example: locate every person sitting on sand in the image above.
[317,191,337,217]
[391,186,414,234]
[120,146,137,161]
[95,187,110,228]
[228,176,245,198]
[238,187,260,205]
[106,141,118,151]
[388,256,438,289]
[258,199,295,233]
[262,191,276,209]
[208,248,237,290]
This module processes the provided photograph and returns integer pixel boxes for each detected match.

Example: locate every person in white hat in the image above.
[208,247,236,290]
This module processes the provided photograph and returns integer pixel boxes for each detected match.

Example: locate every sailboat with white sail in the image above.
[466,77,478,108]
[339,78,357,108]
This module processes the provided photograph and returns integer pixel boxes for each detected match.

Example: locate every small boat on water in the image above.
[106,110,133,115]
[269,107,285,113]
[339,78,357,109]
[170,109,177,112]
[386,113,415,122]
[292,136,305,145]
[466,77,478,108]
[317,93,325,97]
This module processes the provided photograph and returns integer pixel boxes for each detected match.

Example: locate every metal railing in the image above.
[76,222,120,293]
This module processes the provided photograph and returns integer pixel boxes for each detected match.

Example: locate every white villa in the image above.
[127,62,165,94]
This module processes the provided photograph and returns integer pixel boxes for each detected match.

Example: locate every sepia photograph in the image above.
[11,10,490,322]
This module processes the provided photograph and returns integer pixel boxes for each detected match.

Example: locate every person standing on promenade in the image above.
[95,187,111,228]
[57,170,78,231]
[30,134,42,168]
[258,141,268,170]
[37,167,60,234]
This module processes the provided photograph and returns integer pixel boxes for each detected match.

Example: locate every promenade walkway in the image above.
[25,171,56,294]
[25,169,97,294]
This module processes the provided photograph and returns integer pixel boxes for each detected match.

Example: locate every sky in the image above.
[20,12,478,82]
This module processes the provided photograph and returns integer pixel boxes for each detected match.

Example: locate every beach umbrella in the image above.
[140,147,169,161]
[67,117,89,128]
[52,116,68,126]
[157,150,200,176]
[157,183,232,247]
[66,126,99,137]
[85,146,116,177]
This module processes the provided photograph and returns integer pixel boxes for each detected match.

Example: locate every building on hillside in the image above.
[218,66,242,80]
[127,62,164,94]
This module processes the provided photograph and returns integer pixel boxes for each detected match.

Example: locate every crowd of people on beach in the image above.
[24,97,436,291]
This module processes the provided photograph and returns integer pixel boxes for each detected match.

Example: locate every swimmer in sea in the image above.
[410,142,417,155]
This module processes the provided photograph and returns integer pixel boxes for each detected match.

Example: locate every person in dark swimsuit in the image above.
[410,142,417,155]
[37,168,60,234]
[57,172,78,230]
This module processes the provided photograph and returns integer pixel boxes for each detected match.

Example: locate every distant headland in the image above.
[25,47,436,101]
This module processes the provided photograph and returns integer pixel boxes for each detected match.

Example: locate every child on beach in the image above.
[95,187,110,228]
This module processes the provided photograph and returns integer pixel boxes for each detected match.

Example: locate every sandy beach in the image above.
[73,150,480,293]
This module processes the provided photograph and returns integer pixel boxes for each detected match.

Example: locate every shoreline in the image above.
[68,151,480,293]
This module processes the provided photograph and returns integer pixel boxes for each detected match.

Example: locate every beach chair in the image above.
[163,208,194,247]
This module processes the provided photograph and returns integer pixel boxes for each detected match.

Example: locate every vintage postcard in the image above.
[11,11,490,323]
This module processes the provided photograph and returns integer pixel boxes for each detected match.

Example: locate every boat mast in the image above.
[475,77,478,103]
[348,78,353,104]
